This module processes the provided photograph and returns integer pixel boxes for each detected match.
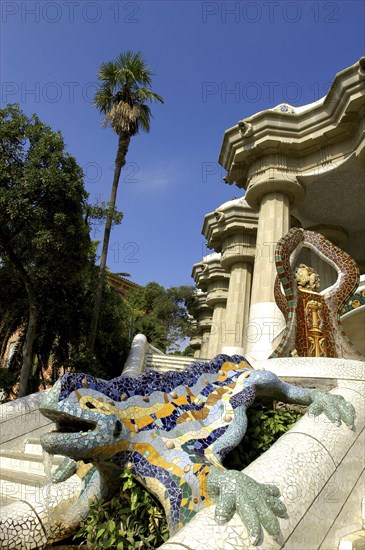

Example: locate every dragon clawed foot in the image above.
[308,391,356,429]
[207,467,286,545]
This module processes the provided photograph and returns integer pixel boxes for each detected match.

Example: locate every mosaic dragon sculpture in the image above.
[40,354,355,544]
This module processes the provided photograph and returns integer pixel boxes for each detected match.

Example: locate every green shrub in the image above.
[74,470,169,549]
[224,401,303,470]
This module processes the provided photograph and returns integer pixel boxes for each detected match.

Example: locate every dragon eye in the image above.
[85,401,96,409]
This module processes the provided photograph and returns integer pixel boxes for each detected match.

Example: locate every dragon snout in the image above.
[40,379,62,419]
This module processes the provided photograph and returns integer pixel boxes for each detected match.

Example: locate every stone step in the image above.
[0,449,64,477]
[0,471,49,505]
[0,467,49,487]
[145,353,208,372]
[0,468,82,507]
[23,438,47,456]
[0,494,18,507]
[23,437,65,461]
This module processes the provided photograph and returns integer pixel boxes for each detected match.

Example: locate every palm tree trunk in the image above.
[87,131,131,354]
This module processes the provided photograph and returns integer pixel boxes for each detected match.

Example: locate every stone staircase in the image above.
[0,393,83,549]
[145,353,208,372]
[0,437,64,507]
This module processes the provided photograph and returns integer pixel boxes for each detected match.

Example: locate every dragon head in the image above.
[40,373,130,461]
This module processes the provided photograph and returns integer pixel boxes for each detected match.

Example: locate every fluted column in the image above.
[192,254,229,359]
[222,261,253,355]
[219,230,256,355]
[202,198,258,356]
[245,174,305,360]
[189,320,202,358]
[207,299,227,357]
[197,303,213,358]
[189,291,213,359]
[200,326,211,358]
[250,192,290,304]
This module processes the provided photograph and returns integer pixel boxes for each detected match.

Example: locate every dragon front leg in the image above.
[206,368,355,545]
[247,370,356,429]
[51,457,77,483]
[205,395,286,545]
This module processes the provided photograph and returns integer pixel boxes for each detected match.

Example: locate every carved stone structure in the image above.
[192,254,229,358]
[202,198,258,356]
[192,58,365,361]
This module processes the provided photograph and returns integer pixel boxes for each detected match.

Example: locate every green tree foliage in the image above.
[68,273,132,381]
[126,283,196,352]
[88,51,164,354]
[0,104,91,396]
[0,105,133,397]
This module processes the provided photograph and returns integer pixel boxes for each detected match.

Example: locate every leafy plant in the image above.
[74,470,169,549]
[224,401,303,470]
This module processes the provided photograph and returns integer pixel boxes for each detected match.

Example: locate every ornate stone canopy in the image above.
[219,58,365,272]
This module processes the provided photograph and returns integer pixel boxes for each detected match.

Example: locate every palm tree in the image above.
[88,51,164,354]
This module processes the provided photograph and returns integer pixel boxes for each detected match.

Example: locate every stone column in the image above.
[197,303,213,358]
[189,321,202,358]
[244,173,305,361]
[192,254,229,359]
[206,297,227,358]
[219,230,256,355]
[202,198,258,356]
[200,326,211,358]
[250,191,290,305]
[222,261,253,355]
[189,291,212,359]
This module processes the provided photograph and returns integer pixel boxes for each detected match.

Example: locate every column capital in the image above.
[245,171,305,210]
[202,197,258,251]
[205,291,228,308]
[220,237,256,270]
[192,253,229,291]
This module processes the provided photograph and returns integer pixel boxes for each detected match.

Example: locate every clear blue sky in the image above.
[1,0,364,288]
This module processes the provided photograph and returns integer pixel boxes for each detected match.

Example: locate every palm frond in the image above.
[97,61,118,86]
[138,104,153,133]
[93,83,115,114]
[94,51,163,135]
[117,51,154,86]
[135,88,164,104]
